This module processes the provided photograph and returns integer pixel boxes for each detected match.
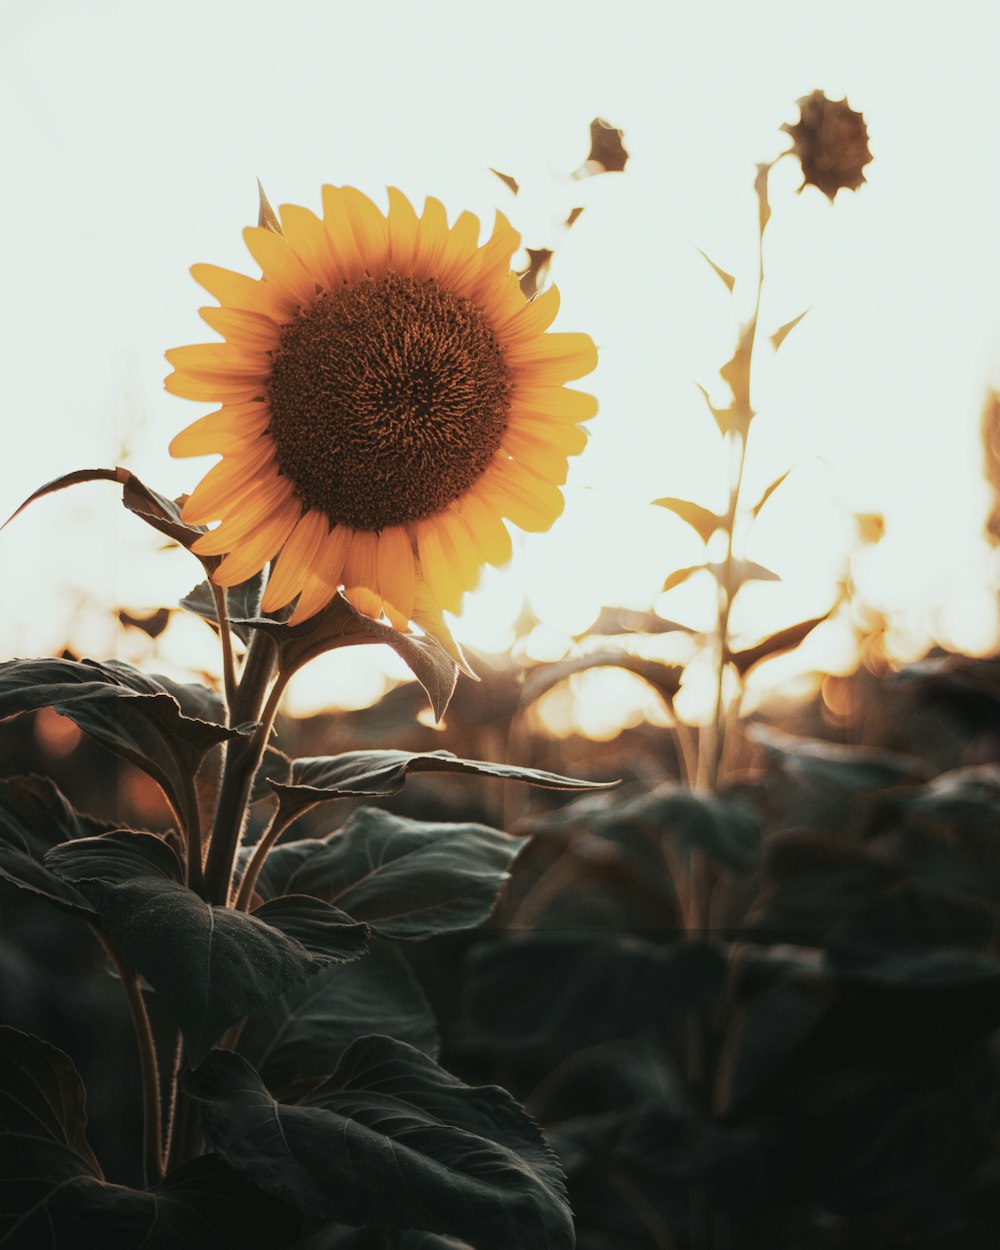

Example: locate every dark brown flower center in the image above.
[266,273,511,531]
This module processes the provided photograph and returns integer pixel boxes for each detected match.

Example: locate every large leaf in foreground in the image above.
[0,1138,299,1249]
[270,749,613,826]
[91,877,368,1062]
[0,658,239,822]
[240,943,439,1095]
[0,1029,100,1173]
[253,808,526,939]
[0,777,102,916]
[186,1040,573,1250]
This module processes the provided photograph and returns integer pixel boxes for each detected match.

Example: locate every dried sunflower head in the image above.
[782,90,872,201]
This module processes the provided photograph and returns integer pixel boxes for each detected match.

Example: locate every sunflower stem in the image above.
[210,580,237,715]
[202,630,282,906]
[234,805,296,912]
[95,928,163,1185]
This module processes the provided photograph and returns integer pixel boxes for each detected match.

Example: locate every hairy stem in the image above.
[210,580,237,715]
[96,930,163,1185]
[233,805,296,912]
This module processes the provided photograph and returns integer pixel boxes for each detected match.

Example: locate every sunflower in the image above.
[165,187,597,630]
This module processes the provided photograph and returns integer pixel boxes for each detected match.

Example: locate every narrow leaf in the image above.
[520,652,683,712]
[662,564,705,593]
[488,168,519,195]
[186,1041,574,1249]
[770,309,808,351]
[694,383,739,438]
[696,248,736,293]
[257,178,283,234]
[652,496,721,543]
[565,207,584,228]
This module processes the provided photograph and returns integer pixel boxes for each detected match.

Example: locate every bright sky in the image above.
[2,1,999,722]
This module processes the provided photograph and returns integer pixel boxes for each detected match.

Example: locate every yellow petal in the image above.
[190,475,294,553]
[190,263,297,320]
[243,226,317,306]
[164,372,264,403]
[437,511,483,593]
[412,197,450,279]
[506,413,589,455]
[477,462,564,532]
[511,385,599,422]
[339,187,389,277]
[287,524,353,624]
[169,403,270,458]
[198,306,282,352]
[457,492,513,568]
[320,186,367,284]
[453,210,520,299]
[376,525,416,623]
[165,343,271,378]
[211,501,301,587]
[433,210,480,285]
[502,429,570,484]
[416,518,464,614]
[342,530,382,617]
[387,187,420,271]
[495,284,561,342]
[181,450,277,525]
[278,203,342,289]
[260,509,329,611]
[506,332,598,382]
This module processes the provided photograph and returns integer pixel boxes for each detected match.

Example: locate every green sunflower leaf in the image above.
[239,943,439,1096]
[90,877,368,1063]
[0,1028,101,1174]
[268,748,613,827]
[45,830,183,887]
[250,807,526,940]
[0,1139,301,1249]
[0,657,239,829]
[185,1040,574,1249]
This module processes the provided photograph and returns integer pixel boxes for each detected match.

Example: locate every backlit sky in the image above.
[2,0,999,721]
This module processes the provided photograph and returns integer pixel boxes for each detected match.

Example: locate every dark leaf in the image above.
[468,935,726,1052]
[651,497,720,544]
[0,657,238,823]
[769,310,808,351]
[729,612,831,676]
[564,207,584,228]
[749,724,930,792]
[186,1040,574,1250]
[520,652,683,713]
[576,117,629,176]
[239,943,440,1094]
[696,249,736,293]
[0,1028,101,1173]
[46,830,183,886]
[0,844,96,916]
[606,783,762,871]
[0,1137,301,1249]
[253,807,526,940]
[117,607,171,638]
[583,606,695,637]
[92,877,367,1062]
[180,574,266,645]
[1,467,123,531]
[270,748,612,826]
[0,775,115,860]
[488,168,519,195]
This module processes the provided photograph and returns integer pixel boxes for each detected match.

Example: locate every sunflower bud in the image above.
[782,90,872,201]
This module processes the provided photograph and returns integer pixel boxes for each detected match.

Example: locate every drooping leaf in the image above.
[749,724,930,793]
[729,612,831,676]
[256,178,283,234]
[179,574,266,645]
[46,830,183,886]
[468,935,727,1053]
[117,607,171,639]
[0,1138,301,1249]
[0,775,115,860]
[651,497,721,543]
[751,468,792,517]
[769,309,808,351]
[583,606,695,637]
[239,943,440,1095]
[186,1040,574,1250]
[252,807,526,940]
[696,248,736,293]
[711,558,781,588]
[269,748,613,826]
[0,1029,101,1173]
[488,168,519,195]
[91,877,368,1062]
[0,657,239,825]
[520,652,683,713]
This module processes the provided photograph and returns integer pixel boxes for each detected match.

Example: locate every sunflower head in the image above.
[166,186,597,630]
[782,90,872,201]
